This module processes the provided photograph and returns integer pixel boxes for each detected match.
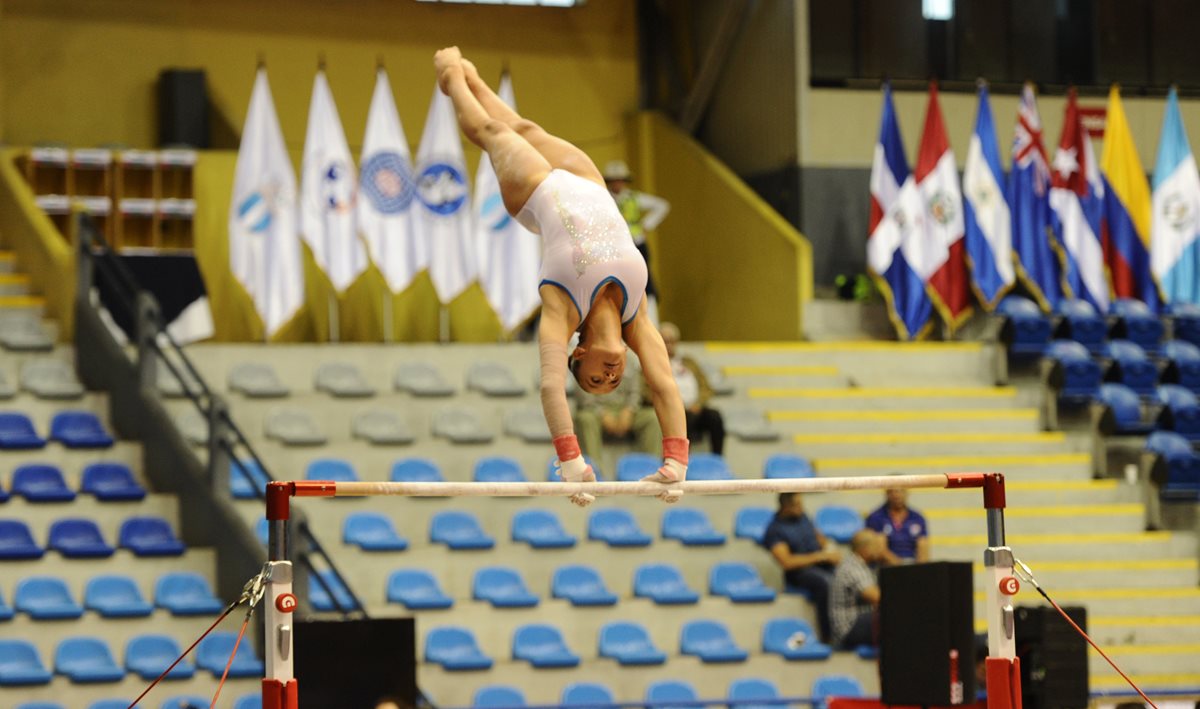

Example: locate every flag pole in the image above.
[382,292,394,343]
[439,304,450,343]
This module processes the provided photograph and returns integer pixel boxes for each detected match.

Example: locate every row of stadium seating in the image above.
[0,462,144,501]
[0,411,113,449]
[16,697,262,709]
[0,516,186,558]
[1000,295,1200,356]
[0,572,222,618]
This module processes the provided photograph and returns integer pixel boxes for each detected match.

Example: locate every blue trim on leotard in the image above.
[539,279,582,322]
[590,276,633,325]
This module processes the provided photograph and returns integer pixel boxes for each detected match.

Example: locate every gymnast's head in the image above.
[569,327,627,395]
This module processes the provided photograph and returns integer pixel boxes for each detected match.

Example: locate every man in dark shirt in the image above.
[761,492,841,642]
[864,485,930,564]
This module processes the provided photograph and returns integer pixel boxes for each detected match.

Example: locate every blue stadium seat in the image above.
[387,569,453,610]
[309,570,358,612]
[231,459,270,499]
[734,507,773,542]
[87,702,135,709]
[424,627,492,670]
[16,703,66,709]
[1147,431,1200,501]
[727,678,781,709]
[1056,299,1107,354]
[161,697,210,709]
[1164,340,1200,394]
[256,518,269,546]
[80,462,146,501]
[1046,340,1102,402]
[305,458,358,482]
[762,618,833,660]
[430,511,494,550]
[0,412,46,449]
[645,680,700,709]
[662,508,726,546]
[49,518,114,558]
[812,675,865,709]
[196,631,264,678]
[1156,385,1200,441]
[50,411,114,448]
[546,454,601,481]
[1103,340,1158,396]
[763,453,814,479]
[473,686,526,708]
[343,512,408,551]
[997,296,1053,356]
[0,519,44,559]
[0,587,13,621]
[1095,383,1154,435]
[1171,302,1200,348]
[814,505,864,544]
[233,695,263,709]
[16,577,82,619]
[54,636,125,682]
[155,572,224,615]
[598,621,666,666]
[680,620,748,663]
[0,639,52,685]
[126,635,194,680]
[85,575,153,618]
[474,456,526,483]
[473,567,539,608]
[512,624,579,668]
[709,562,776,603]
[552,565,618,606]
[616,452,658,482]
[634,563,700,605]
[12,464,75,502]
[562,682,615,706]
[511,509,576,549]
[687,453,733,481]
[588,508,652,547]
[0,477,7,502]
[391,458,444,483]
[120,517,186,556]
[1110,298,1164,354]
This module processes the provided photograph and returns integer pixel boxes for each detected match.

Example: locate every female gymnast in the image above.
[435,47,687,505]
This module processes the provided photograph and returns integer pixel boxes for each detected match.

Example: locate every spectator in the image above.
[604,159,669,323]
[762,492,841,642]
[829,529,886,650]
[574,350,662,459]
[659,322,725,455]
[865,484,930,564]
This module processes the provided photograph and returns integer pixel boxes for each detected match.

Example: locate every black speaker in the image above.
[1016,605,1089,709]
[295,617,417,708]
[157,69,209,148]
[880,562,976,706]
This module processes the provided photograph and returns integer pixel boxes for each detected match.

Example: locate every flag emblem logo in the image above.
[320,161,355,214]
[361,152,415,214]
[928,191,957,225]
[417,161,467,215]
[1163,192,1196,231]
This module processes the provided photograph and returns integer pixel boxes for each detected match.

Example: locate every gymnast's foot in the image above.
[434,46,463,94]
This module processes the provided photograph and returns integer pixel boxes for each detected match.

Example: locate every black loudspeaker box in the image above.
[158,69,209,148]
[295,617,417,708]
[1015,605,1089,709]
[880,561,976,706]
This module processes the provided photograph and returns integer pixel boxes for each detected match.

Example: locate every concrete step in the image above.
[810,452,1094,480]
[0,674,261,709]
[1091,670,1200,691]
[937,530,1196,562]
[0,250,16,274]
[747,385,1033,410]
[0,294,45,317]
[0,272,31,296]
[767,407,1044,434]
[0,452,148,488]
[0,391,112,431]
[1089,644,1200,676]
[976,614,1200,645]
[0,548,218,597]
[976,586,1200,616]
[791,431,1089,458]
[0,441,144,475]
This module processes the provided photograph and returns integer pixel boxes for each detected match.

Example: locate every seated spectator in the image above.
[574,351,661,459]
[865,483,929,564]
[660,322,725,455]
[829,529,886,650]
[762,492,841,642]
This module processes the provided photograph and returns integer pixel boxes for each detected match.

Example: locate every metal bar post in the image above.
[263,482,298,709]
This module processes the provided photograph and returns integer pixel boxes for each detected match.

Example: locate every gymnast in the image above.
[435,47,687,505]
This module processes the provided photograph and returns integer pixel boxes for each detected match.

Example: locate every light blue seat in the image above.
[998,295,1053,356]
[309,570,358,612]
[728,678,783,709]
[1147,430,1200,501]
[49,518,114,558]
[473,685,526,707]
[196,631,264,678]
[512,624,579,668]
[552,565,617,606]
[0,640,52,685]
[390,458,444,483]
[812,675,865,709]
[0,520,44,559]
[16,703,67,709]
[161,697,209,709]
[1057,298,1108,355]
[762,618,833,660]
[126,634,194,680]
[662,508,726,546]
[85,575,153,618]
[473,567,539,608]
[588,508,652,547]
[511,509,575,549]
[763,454,815,479]
[598,621,666,666]
[11,464,75,502]
[54,636,125,682]
[680,620,748,663]
[50,411,114,448]
[0,587,12,621]
[474,456,527,483]
[16,577,83,619]
[87,702,135,709]
[562,682,615,706]
[155,572,224,616]
[231,459,271,499]
[734,507,773,542]
[814,505,864,544]
[430,511,494,550]
[616,452,659,482]
[120,516,186,556]
[233,695,263,709]
[645,680,700,709]
[306,458,358,482]
[343,512,408,551]
[633,563,700,605]
[387,569,453,610]
[80,462,146,501]
[687,452,733,481]
[709,562,777,603]
[256,518,269,546]
[424,627,492,671]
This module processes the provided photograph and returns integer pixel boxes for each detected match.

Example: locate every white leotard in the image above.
[516,169,647,326]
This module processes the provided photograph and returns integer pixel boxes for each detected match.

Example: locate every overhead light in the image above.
[922,0,954,20]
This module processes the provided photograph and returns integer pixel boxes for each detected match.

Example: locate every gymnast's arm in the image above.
[769,542,839,571]
[624,305,686,440]
[538,296,575,439]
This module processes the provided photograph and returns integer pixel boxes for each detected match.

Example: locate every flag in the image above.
[866,83,934,340]
[472,73,541,331]
[962,83,1014,310]
[1007,82,1063,311]
[228,68,304,337]
[1101,85,1162,312]
[300,70,367,293]
[1049,88,1108,311]
[1152,87,1200,306]
[358,67,423,293]
[415,85,475,304]
[914,82,972,331]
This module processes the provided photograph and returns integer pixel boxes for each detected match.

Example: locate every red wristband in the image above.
[553,434,582,461]
[663,436,689,464]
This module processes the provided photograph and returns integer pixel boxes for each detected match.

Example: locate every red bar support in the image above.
[262,678,299,709]
[945,472,987,489]
[982,473,1006,510]
[293,480,338,497]
[985,657,1022,709]
[265,482,293,522]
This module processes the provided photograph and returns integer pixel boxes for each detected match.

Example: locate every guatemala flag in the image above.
[1007,83,1062,311]
[1152,87,1200,306]
[1049,88,1108,312]
[867,84,934,340]
[962,83,1014,311]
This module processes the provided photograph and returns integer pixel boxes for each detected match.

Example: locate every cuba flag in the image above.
[1007,83,1061,311]
[1101,85,1162,312]
[962,83,1013,310]
[867,83,933,340]
[1049,89,1108,312]
[1152,88,1200,306]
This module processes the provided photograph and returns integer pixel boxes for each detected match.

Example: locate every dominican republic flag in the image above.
[1101,86,1162,312]
[1049,88,1108,312]
[866,83,933,340]
[1007,82,1062,311]
[1152,87,1200,306]
[962,83,1013,311]
[915,82,971,331]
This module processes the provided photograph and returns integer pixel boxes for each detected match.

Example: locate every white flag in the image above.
[358,68,423,293]
[473,74,541,330]
[300,70,367,293]
[229,68,304,337]
[415,85,475,303]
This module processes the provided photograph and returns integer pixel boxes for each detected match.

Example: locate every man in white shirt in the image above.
[660,322,725,455]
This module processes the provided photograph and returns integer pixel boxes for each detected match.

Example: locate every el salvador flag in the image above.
[963,84,1014,310]
[1152,87,1200,306]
